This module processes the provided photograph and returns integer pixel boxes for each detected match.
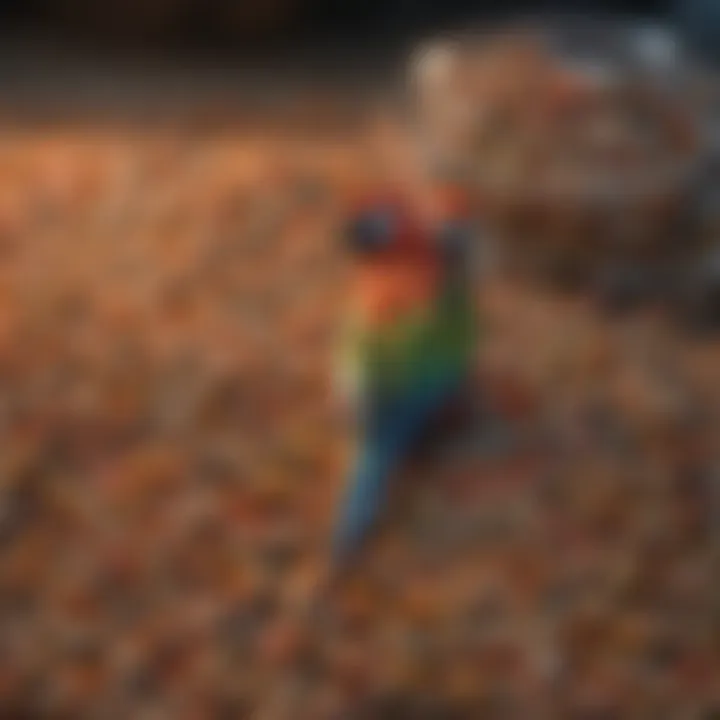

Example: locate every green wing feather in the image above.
[339,279,478,401]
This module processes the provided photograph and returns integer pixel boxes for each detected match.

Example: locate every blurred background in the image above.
[1,2,720,719]
[0,0,675,50]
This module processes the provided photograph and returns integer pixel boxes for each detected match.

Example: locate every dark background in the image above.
[0,0,676,53]
[0,0,717,117]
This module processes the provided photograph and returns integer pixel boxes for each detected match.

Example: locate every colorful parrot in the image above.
[330,188,478,572]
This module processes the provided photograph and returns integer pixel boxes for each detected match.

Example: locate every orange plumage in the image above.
[347,192,443,327]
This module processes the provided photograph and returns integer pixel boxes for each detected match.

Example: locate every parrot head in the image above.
[345,194,432,261]
[343,188,475,326]
[346,188,473,256]
[344,193,439,325]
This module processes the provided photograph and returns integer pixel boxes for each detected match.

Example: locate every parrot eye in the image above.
[346,208,395,254]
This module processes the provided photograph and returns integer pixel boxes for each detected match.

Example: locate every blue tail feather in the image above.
[330,378,463,569]
[330,433,406,568]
